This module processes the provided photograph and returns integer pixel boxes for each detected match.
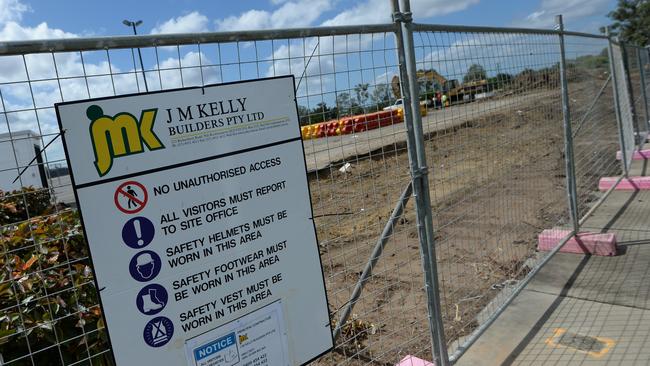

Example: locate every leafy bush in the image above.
[1,192,112,364]
[1,187,52,226]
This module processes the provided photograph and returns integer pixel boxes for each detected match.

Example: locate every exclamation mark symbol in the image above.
[133,219,144,246]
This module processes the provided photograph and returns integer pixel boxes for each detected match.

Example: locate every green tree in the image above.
[0,188,112,365]
[573,50,609,69]
[310,102,337,123]
[608,0,650,45]
[370,84,391,108]
[487,73,513,91]
[463,64,487,83]
[297,105,311,125]
[353,83,370,108]
[495,73,513,89]
[336,92,354,116]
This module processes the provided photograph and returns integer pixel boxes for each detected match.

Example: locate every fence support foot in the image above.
[395,355,435,366]
[599,176,650,191]
[616,149,650,160]
[537,229,617,256]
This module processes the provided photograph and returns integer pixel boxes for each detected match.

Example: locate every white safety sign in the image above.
[56,76,332,366]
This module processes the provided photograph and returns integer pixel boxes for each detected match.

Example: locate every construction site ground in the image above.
[307,82,616,365]
[456,155,650,365]
[303,89,553,172]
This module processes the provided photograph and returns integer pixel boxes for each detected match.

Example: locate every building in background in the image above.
[0,130,49,192]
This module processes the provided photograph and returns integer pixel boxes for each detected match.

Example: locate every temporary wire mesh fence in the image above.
[624,45,648,147]
[610,42,636,172]
[0,26,439,366]
[564,36,620,221]
[628,46,650,140]
[641,48,650,131]
[0,15,645,366]
[411,28,574,355]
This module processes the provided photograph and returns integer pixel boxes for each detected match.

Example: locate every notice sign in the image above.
[185,301,287,366]
[56,76,332,366]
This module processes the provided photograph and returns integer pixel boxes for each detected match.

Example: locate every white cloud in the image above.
[0,3,222,165]
[419,33,525,79]
[0,21,76,41]
[0,20,78,86]
[216,0,332,31]
[0,15,123,164]
[411,0,480,18]
[321,0,388,26]
[322,0,480,26]
[151,11,209,34]
[518,0,610,29]
[217,0,480,31]
[0,0,30,24]
[155,51,219,88]
[217,10,270,31]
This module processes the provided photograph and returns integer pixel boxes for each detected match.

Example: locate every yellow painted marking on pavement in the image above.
[544,328,616,358]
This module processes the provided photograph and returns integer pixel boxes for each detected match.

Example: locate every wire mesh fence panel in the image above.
[1,51,113,366]
[411,29,572,354]
[0,26,446,366]
[0,19,641,366]
[564,36,621,218]
[292,31,440,366]
[639,48,650,131]
[610,42,636,172]
[624,46,648,144]
[631,45,650,134]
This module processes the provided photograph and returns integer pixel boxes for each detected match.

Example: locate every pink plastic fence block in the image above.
[599,176,650,191]
[395,355,435,366]
[537,229,617,256]
[616,149,650,160]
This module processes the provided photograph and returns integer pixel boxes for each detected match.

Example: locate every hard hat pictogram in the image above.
[129,250,162,282]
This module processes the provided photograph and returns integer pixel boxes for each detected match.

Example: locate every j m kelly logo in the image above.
[87,105,165,176]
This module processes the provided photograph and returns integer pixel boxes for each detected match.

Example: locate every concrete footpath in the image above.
[456,160,650,365]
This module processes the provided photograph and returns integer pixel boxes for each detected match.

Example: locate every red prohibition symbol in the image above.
[114,181,148,214]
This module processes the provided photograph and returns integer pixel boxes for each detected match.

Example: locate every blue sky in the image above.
[5,0,616,38]
[0,0,619,167]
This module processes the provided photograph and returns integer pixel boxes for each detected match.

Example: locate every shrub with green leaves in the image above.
[1,188,112,365]
[1,187,52,226]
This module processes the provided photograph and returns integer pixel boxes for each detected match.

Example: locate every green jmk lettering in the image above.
[87,105,165,177]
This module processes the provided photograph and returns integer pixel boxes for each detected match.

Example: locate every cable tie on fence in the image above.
[392,11,412,23]
[411,166,428,179]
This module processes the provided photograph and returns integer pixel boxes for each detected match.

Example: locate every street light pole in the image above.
[123,19,149,92]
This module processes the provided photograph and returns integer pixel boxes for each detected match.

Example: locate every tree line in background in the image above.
[297,49,609,126]
[297,0,650,127]
[297,83,393,125]
[608,0,650,45]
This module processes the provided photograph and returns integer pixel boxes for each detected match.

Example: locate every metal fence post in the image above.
[556,15,580,233]
[637,48,650,131]
[621,44,643,148]
[391,0,449,365]
[606,27,630,177]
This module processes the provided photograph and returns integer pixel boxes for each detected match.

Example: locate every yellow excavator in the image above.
[390,69,487,104]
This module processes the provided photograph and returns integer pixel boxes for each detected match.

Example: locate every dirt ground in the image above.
[307,77,619,365]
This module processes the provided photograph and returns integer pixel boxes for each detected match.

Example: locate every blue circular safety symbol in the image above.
[129,250,162,282]
[143,316,174,348]
[122,216,155,249]
[136,284,168,316]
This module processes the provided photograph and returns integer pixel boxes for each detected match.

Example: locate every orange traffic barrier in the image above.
[301,109,407,140]
[301,126,311,139]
